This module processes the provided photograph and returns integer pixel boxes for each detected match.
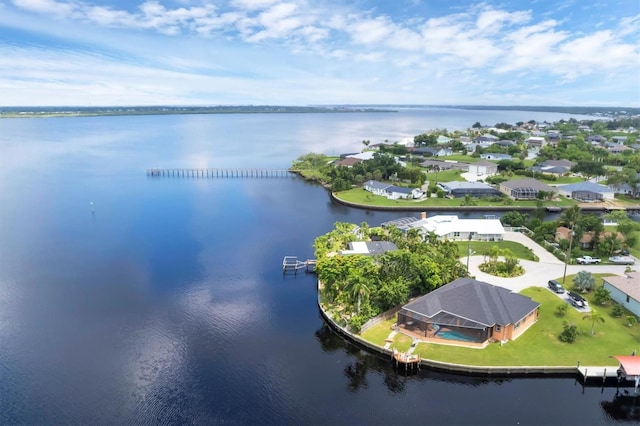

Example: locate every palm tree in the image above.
[349,275,371,314]
[583,309,605,336]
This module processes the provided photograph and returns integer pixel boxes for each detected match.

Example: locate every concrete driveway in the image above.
[463,231,631,293]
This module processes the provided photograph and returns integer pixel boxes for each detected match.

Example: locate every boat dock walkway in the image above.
[147,168,295,178]
[282,256,316,274]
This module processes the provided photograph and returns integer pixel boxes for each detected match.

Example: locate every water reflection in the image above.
[601,390,640,421]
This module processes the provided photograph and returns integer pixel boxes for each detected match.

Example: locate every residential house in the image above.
[557,182,615,201]
[396,278,540,347]
[437,181,502,198]
[586,135,606,144]
[603,272,640,318]
[480,153,512,161]
[475,134,499,143]
[413,147,453,157]
[555,226,624,250]
[468,160,498,176]
[419,159,469,171]
[525,136,546,148]
[607,143,631,154]
[363,180,416,200]
[339,241,398,256]
[495,139,516,148]
[612,136,628,144]
[499,178,556,200]
[577,125,591,132]
[382,213,505,241]
[333,157,363,167]
[436,135,452,144]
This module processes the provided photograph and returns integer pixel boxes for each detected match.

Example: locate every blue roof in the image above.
[388,185,413,194]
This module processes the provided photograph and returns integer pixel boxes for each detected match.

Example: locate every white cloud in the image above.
[2,0,639,106]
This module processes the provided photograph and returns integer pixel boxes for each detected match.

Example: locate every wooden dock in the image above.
[392,349,421,373]
[282,256,316,274]
[147,168,294,178]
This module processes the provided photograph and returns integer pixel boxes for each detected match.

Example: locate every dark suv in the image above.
[568,291,587,308]
[548,280,565,294]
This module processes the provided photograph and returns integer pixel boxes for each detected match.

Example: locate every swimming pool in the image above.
[436,330,477,342]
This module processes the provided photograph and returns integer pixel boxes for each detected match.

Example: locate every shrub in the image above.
[612,304,624,318]
[555,303,568,317]
[593,286,612,305]
[626,316,638,327]
[559,321,578,343]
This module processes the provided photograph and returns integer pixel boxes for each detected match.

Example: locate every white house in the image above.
[468,160,498,176]
[363,180,416,200]
[603,272,640,317]
[382,213,505,241]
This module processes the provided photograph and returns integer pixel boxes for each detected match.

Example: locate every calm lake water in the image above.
[0,109,632,424]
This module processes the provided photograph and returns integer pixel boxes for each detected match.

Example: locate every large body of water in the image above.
[0,108,633,424]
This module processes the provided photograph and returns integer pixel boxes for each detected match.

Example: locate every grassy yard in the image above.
[334,187,578,208]
[538,175,585,184]
[423,169,466,182]
[453,240,538,261]
[358,277,640,367]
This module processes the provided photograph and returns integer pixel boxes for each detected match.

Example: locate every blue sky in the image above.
[0,0,638,106]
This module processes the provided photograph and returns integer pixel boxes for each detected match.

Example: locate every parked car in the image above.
[568,291,587,308]
[547,280,565,294]
[609,256,635,265]
[576,256,601,264]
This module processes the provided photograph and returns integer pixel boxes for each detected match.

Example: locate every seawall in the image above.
[317,287,579,377]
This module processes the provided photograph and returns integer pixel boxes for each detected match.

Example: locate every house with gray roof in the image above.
[499,178,556,200]
[533,159,576,176]
[363,180,416,200]
[603,272,640,317]
[438,181,501,198]
[557,181,614,201]
[468,160,498,176]
[396,278,540,347]
[480,153,512,161]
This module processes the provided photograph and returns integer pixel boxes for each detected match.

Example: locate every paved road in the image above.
[464,231,631,293]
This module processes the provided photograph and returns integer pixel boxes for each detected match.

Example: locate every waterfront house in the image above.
[437,181,502,198]
[396,278,540,347]
[339,241,398,256]
[363,180,416,200]
[499,178,556,200]
[468,160,498,176]
[382,213,505,241]
[603,272,640,318]
[333,157,363,167]
[556,181,614,202]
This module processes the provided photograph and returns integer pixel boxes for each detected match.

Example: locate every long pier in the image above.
[147,168,295,178]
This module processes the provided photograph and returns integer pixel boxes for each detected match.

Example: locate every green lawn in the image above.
[538,176,585,184]
[423,169,466,182]
[453,240,538,261]
[334,187,578,208]
[358,278,640,367]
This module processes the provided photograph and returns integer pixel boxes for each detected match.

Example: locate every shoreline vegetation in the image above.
[2,104,638,119]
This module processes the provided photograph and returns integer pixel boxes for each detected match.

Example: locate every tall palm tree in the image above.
[349,275,371,314]
[583,309,605,336]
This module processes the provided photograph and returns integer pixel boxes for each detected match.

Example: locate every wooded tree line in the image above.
[315,222,467,332]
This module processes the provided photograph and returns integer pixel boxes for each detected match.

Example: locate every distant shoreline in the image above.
[0,105,397,119]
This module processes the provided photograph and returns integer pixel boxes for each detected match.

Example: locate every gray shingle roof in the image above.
[501,178,554,192]
[401,278,539,327]
[558,181,614,194]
